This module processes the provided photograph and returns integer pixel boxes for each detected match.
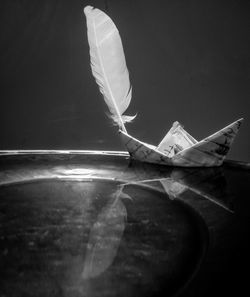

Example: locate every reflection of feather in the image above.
[82,185,130,279]
[84,6,135,132]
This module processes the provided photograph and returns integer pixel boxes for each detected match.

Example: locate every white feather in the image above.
[84,6,135,131]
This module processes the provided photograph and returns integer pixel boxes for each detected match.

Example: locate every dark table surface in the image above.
[0,151,249,297]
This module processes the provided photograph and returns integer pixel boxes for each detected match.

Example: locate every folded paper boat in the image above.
[84,6,243,167]
[120,118,243,167]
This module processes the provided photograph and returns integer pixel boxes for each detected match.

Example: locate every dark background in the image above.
[0,0,249,162]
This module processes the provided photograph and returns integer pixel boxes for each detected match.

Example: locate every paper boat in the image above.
[120,119,243,167]
[84,6,243,167]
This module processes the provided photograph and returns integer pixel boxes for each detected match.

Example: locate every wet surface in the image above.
[0,179,207,297]
[0,152,250,296]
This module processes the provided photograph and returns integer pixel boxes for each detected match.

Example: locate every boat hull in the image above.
[120,118,243,167]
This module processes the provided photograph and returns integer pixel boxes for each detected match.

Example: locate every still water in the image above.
[0,152,249,296]
[0,179,206,297]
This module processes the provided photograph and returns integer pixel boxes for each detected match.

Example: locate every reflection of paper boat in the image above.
[120,119,243,167]
[159,168,234,211]
[129,166,234,212]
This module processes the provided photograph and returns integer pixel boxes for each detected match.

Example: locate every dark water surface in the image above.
[0,179,206,297]
[0,152,250,296]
